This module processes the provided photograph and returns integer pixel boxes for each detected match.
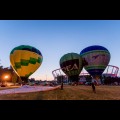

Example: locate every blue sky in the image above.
[0,20,120,80]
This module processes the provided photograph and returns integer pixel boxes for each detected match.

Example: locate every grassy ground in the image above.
[0,85,120,100]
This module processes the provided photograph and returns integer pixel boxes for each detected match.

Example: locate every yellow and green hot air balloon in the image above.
[10,45,43,83]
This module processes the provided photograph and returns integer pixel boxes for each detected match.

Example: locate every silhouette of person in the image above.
[61,82,63,90]
[91,79,96,93]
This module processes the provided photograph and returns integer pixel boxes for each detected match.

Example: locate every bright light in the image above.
[4,75,9,79]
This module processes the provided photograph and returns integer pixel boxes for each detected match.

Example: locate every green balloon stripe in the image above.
[25,72,33,77]
[70,72,79,76]
[15,62,21,69]
[60,53,81,63]
[10,45,42,56]
[80,50,110,57]
[37,57,42,63]
[85,65,106,70]
[29,58,37,64]
[21,59,29,66]
[10,46,33,54]
[14,57,42,69]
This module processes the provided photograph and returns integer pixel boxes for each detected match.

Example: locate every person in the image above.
[61,81,63,90]
[91,79,96,93]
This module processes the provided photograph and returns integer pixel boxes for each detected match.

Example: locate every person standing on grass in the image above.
[61,82,63,90]
[91,78,96,93]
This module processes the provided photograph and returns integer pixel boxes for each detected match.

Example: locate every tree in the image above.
[0,66,3,82]
[12,72,18,85]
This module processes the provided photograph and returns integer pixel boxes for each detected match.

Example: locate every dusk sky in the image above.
[0,20,120,80]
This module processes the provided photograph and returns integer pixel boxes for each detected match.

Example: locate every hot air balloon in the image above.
[60,53,83,82]
[10,45,43,83]
[80,45,111,81]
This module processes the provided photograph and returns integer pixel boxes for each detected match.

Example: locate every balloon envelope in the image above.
[60,53,83,81]
[10,45,43,81]
[80,45,111,79]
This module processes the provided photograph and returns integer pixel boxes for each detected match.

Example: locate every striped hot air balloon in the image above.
[80,45,111,80]
[10,45,43,83]
[60,53,83,82]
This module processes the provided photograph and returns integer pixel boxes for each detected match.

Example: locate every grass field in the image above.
[0,85,120,100]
